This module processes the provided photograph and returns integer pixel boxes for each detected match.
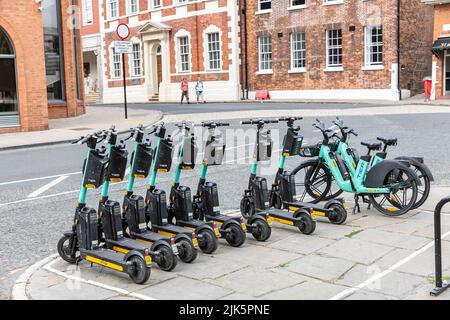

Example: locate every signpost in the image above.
[116,23,131,119]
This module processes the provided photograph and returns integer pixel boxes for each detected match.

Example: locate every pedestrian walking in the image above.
[195,78,206,104]
[181,78,190,104]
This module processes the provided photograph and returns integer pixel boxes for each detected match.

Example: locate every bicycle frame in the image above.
[318,142,390,195]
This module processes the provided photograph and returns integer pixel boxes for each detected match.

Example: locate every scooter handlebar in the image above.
[199,121,230,128]
[240,119,279,125]
[278,116,303,122]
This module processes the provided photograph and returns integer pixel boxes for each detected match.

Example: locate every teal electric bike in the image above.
[295,119,420,216]
[57,131,152,284]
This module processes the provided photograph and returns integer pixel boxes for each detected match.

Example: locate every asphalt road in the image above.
[0,104,449,299]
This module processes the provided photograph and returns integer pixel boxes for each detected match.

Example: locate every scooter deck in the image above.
[284,201,332,214]
[130,230,169,243]
[175,219,213,230]
[80,248,127,270]
[205,214,240,224]
[151,224,195,238]
[106,238,150,253]
[256,208,303,226]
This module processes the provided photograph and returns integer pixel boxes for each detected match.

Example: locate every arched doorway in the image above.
[0,27,19,126]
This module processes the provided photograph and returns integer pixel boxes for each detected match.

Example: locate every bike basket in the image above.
[83,151,109,189]
[299,144,320,158]
[155,138,173,172]
[203,139,225,166]
[132,143,154,178]
[257,130,273,162]
[181,136,198,170]
[107,146,128,182]
[283,130,303,157]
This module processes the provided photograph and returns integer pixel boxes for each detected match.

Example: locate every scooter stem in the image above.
[78,148,92,205]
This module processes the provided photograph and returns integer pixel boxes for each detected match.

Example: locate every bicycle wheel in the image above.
[323,173,344,201]
[291,160,332,204]
[368,167,418,216]
[410,164,431,209]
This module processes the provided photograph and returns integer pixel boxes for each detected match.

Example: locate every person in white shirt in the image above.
[195,78,206,104]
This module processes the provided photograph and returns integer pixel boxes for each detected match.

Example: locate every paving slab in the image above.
[281,254,355,282]
[345,289,400,300]
[260,279,349,300]
[267,234,335,255]
[375,220,433,235]
[351,229,430,250]
[318,237,394,265]
[136,276,232,300]
[360,271,426,298]
[208,267,308,297]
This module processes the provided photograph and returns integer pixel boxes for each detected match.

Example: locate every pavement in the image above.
[12,187,450,300]
[0,106,162,150]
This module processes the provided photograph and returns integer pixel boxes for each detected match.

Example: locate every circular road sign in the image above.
[116,23,130,40]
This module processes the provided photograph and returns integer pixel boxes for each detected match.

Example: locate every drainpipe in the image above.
[242,0,249,99]
[397,0,402,100]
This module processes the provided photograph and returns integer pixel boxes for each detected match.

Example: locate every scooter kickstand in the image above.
[353,195,361,215]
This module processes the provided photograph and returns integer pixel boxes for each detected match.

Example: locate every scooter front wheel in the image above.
[295,212,316,235]
[251,219,271,242]
[127,256,151,284]
[57,235,79,264]
[154,244,177,272]
[177,238,198,263]
[240,197,255,220]
[198,229,219,254]
[225,224,246,247]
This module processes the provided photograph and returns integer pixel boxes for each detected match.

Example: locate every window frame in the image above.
[130,43,142,77]
[290,32,306,72]
[127,0,139,15]
[258,35,272,73]
[108,0,118,19]
[177,36,191,73]
[257,0,272,13]
[206,32,222,71]
[364,25,383,68]
[82,0,93,25]
[111,47,122,79]
[325,29,343,69]
[0,27,20,120]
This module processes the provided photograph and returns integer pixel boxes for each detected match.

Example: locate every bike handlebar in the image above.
[278,116,303,122]
[199,121,230,128]
[240,119,279,125]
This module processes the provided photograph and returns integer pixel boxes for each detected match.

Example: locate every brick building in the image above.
[242,0,434,101]
[0,0,85,133]
[80,0,241,103]
[424,0,450,100]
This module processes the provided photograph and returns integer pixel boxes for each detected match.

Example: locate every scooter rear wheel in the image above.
[225,224,246,247]
[198,229,219,254]
[177,238,198,263]
[127,256,151,284]
[295,212,316,235]
[57,235,79,264]
[154,244,177,272]
[251,219,271,242]
[240,197,255,220]
[327,203,348,225]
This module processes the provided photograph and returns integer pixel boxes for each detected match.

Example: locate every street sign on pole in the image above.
[115,24,130,119]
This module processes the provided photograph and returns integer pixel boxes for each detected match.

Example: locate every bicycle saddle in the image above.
[377,137,398,146]
[361,141,382,151]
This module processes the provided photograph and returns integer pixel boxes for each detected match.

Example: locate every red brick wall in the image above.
[244,0,433,96]
[0,0,48,133]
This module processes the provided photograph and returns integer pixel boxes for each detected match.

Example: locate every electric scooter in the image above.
[57,132,151,284]
[168,121,219,254]
[240,119,316,235]
[98,126,178,272]
[269,117,348,225]
[145,123,198,263]
[193,121,271,245]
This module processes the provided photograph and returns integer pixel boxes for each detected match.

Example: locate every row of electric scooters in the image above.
[57,116,429,284]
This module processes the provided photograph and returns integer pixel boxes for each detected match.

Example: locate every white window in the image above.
[324,0,343,4]
[365,26,383,66]
[82,0,93,25]
[178,0,187,3]
[128,0,139,14]
[258,0,271,11]
[178,36,190,72]
[291,32,306,70]
[206,32,221,70]
[131,43,142,76]
[258,35,272,71]
[291,0,305,7]
[326,29,342,67]
[153,0,161,8]
[108,0,118,19]
[112,48,122,78]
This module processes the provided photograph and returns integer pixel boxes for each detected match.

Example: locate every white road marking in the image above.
[0,172,80,186]
[43,257,156,300]
[27,176,69,198]
[329,230,450,300]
